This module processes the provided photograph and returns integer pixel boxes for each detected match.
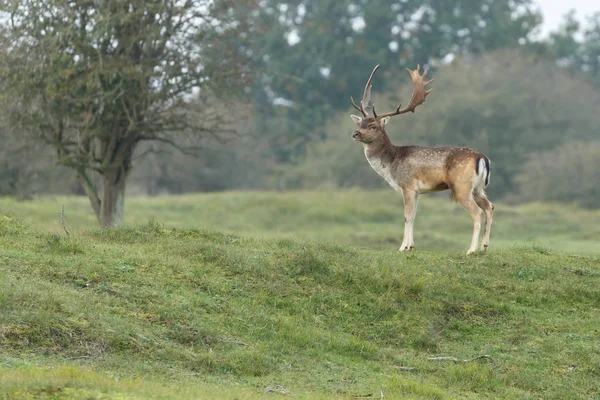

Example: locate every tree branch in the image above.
[139,134,204,156]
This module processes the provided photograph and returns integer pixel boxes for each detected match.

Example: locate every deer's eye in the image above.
[369,126,376,131]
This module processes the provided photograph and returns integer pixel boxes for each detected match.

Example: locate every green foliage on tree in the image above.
[0,0,252,226]
[580,13,600,88]
[543,11,600,89]
[547,10,582,64]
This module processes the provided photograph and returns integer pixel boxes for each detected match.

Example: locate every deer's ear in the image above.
[379,116,391,127]
[350,114,363,125]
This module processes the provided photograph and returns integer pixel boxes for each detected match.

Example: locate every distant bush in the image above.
[512,141,600,209]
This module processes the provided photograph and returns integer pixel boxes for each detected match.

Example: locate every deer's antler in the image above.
[375,65,433,119]
[351,64,380,118]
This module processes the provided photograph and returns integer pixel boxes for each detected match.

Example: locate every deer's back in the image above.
[392,145,487,192]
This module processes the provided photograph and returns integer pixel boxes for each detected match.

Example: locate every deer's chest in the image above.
[366,155,402,192]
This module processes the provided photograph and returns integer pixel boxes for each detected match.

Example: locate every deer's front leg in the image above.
[399,189,419,251]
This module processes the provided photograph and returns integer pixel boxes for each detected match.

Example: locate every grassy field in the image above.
[0,191,599,399]
[0,190,599,254]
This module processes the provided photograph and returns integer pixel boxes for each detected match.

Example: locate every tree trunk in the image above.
[76,169,102,225]
[100,169,127,228]
[76,137,136,228]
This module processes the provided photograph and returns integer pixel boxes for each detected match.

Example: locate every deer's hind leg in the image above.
[474,190,493,251]
[452,186,483,255]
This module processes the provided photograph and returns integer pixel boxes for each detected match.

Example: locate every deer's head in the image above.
[350,65,433,144]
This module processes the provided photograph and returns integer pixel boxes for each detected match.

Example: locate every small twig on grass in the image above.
[392,366,416,371]
[60,204,70,237]
[355,389,384,398]
[219,337,249,347]
[265,385,290,395]
[63,355,98,361]
[428,355,494,363]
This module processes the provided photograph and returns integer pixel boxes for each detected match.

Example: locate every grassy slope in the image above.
[1,190,599,254]
[0,192,599,399]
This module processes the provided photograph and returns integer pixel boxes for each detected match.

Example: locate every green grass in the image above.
[0,191,599,399]
[1,190,598,254]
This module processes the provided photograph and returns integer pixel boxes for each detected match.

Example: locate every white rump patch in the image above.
[472,158,487,190]
[478,158,486,177]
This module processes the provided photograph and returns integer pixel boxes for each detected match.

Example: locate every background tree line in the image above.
[0,0,599,226]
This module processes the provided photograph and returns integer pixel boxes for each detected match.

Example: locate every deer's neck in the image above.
[363,132,395,164]
[362,132,402,191]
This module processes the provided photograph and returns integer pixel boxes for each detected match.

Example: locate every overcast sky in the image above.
[536,0,600,36]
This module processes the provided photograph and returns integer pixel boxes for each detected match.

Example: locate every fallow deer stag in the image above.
[350,65,493,255]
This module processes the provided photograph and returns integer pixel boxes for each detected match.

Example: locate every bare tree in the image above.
[0,0,252,226]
